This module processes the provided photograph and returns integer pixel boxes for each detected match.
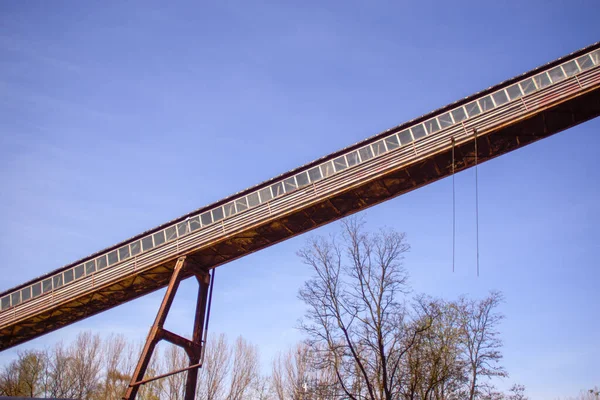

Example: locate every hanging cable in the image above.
[474,128,480,277]
[201,268,216,365]
[451,137,456,273]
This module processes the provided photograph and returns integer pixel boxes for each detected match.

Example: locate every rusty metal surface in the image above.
[1,51,600,351]
[1,85,598,351]
[3,42,598,298]
[124,256,210,400]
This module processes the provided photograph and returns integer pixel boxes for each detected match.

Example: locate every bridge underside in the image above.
[2,86,600,350]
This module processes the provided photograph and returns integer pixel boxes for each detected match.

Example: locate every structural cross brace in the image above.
[123,256,214,400]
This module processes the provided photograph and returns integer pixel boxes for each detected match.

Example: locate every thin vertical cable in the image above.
[452,137,456,273]
[474,128,480,277]
[201,268,216,364]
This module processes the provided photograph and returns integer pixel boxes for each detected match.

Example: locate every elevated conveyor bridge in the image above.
[1,42,600,351]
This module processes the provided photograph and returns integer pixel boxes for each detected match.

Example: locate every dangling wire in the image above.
[474,128,480,277]
[451,137,456,273]
[201,268,216,365]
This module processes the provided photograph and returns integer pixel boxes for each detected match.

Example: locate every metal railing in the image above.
[1,44,599,327]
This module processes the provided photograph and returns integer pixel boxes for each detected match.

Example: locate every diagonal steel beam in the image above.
[123,256,212,400]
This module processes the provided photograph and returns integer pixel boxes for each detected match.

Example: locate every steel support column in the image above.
[123,256,211,400]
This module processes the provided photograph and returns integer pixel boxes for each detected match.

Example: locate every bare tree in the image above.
[273,342,340,400]
[272,353,286,400]
[403,296,465,399]
[568,387,600,400]
[162,343,188,400]
[250,374,274,400]
[21,350,46,397]
[0,358,21,396]
[227,336,260,400]
[197,333,231,400]
[297,217,512,400]
[136,348,164,400]
[272,343,312,400]
[0,331,280,400]
[457,291,507,400]
[281,343,310,399]
[552,387,600,400]
[46,341,77,398]
[479,384,506,400]
[100,333,134,400]
[34,331,103,399]
[70,331,103,399]
[0,349,47,397]
[298,217,421,400]
[506,384,528,400]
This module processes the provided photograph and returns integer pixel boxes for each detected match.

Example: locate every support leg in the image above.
[184,272,210,400]
[123,256,212,400]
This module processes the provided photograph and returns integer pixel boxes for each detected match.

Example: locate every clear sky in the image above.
[0,1,599,398]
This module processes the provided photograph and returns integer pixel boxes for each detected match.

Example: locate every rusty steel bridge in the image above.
[2,42,600,353]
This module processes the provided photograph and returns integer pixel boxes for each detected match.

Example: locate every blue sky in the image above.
[1,1,599,398]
